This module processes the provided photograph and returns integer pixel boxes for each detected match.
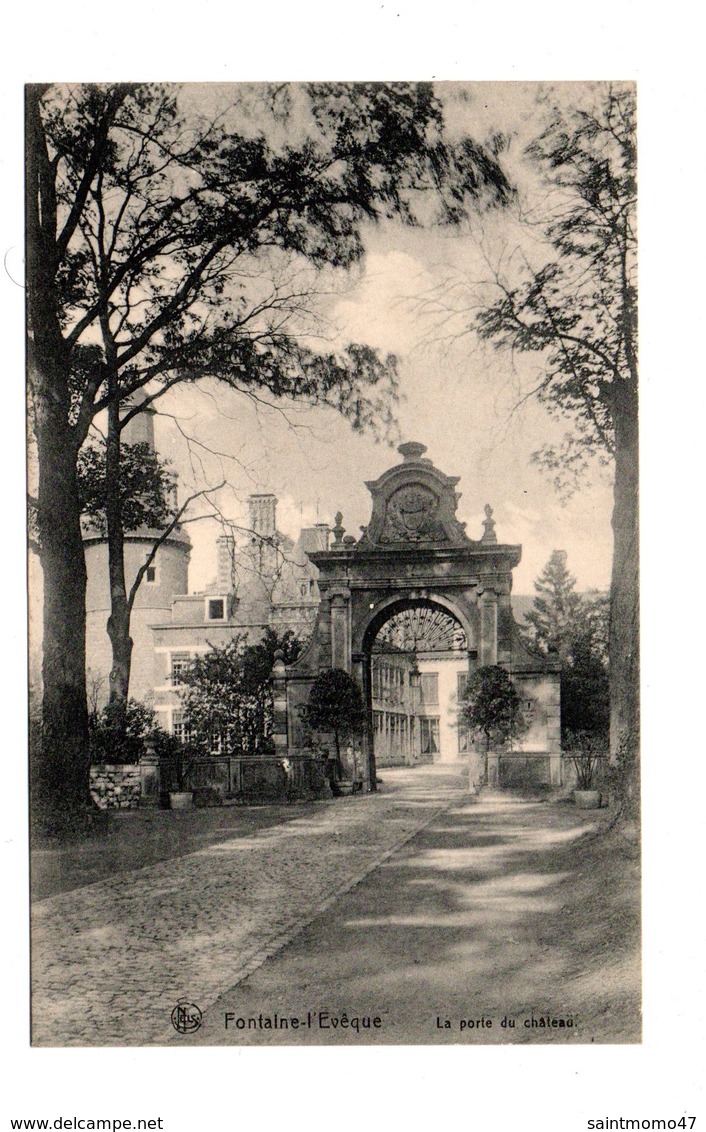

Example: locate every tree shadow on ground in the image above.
[30,800,331,902]
[195,795,640,1046]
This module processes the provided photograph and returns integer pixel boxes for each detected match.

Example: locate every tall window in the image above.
[420,673,439,705]
[457,672,469,701]
[420,717,440,755]
[390,666,403,705]
[172,711,191,744]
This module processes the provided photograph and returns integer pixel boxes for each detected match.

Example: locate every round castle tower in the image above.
[83,393,191,706]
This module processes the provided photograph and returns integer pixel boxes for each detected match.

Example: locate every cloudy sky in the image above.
[155,81,615,596]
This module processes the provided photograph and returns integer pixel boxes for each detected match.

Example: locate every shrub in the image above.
[305,669,365,761]
[180,630,302,758]
[564,729,607,790]
[88,699,164,764]
[461,665,527,752]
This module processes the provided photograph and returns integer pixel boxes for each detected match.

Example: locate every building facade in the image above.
[149,495,328,740]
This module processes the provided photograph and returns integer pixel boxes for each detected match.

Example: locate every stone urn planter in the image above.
[169,790,194,810]
[567,734,606,810]
[573,788,602,809]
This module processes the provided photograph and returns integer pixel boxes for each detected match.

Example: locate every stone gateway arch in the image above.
[272,443,560,792]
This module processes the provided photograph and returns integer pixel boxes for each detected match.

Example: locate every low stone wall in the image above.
[91,754,334,809]
[160,752,329,804]
[90,764,141,810]
[487,749,562,788]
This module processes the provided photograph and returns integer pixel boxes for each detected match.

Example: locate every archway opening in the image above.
[365,599,473,768]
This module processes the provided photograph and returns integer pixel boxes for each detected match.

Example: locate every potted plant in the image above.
[566,731,604,808]
[168,741,198,810]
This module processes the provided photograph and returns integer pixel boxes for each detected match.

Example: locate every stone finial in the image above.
[398,441,428,462]
[481,503,497,544]
[331,511,346,548]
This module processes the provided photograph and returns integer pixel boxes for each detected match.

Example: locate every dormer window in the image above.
[207,597,226,621]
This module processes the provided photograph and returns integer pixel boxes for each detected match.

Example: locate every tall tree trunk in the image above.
[609,379,639,807]
[105,390,133,706]
[27,87,90,821]
[33,409,91,819]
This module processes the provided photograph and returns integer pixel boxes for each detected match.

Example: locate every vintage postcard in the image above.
[4,0,705,1117]
[24,78,644,1057]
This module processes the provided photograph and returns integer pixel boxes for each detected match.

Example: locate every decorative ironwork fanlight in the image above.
[375,605,467,654]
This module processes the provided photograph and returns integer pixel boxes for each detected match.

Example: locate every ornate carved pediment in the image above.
[359,442,473,548]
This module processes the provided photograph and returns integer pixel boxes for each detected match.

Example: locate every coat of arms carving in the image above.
[381,484,446,542]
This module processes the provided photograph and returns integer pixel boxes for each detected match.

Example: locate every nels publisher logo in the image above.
[171,1000,203,1034]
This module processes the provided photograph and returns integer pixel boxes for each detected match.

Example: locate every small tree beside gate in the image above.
[461,665,527,762]
[304,669,366,784]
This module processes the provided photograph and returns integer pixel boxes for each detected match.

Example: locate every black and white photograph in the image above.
[26,78,641,1048]
[5,8,703,1126]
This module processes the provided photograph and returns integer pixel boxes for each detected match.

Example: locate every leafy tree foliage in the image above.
[561,592,610,743]
[179,629,302,758]
[305,668,366,760]
[88,698,176,765]
[522,550,610,744]
[461,665,526,753]
[26,81,510,822]
[77,440,176,535]
[472,84,637,773]
[475,86,636,485]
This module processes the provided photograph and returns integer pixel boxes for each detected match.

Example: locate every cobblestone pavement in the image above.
[31,767,467,1046]
[184,788,637,1045]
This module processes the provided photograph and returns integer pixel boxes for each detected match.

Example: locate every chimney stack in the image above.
[248,494,278,576]
[216,534,235,593]
[248,494,277,538]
